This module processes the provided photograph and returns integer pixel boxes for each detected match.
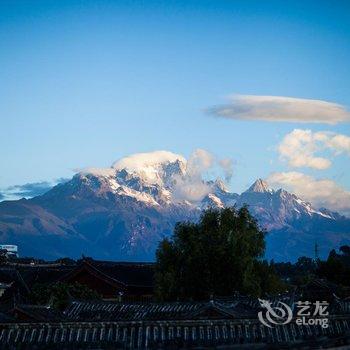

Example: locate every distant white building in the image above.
[0,244,18,258]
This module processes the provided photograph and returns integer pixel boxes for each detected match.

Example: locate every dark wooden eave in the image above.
[59,260,128,290]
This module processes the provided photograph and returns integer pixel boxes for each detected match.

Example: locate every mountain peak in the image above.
[214,179,228,192]
[246,178,272,193]
[112,151,186,185]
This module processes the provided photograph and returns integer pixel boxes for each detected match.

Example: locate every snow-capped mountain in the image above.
[237,179,335,230]
[0,154,349,261]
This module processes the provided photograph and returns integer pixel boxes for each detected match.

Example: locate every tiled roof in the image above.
[11,304,64,322]
[65,300,203,321]
[81,260,155,287]
[64,298,264,322]
[0,314,349,348]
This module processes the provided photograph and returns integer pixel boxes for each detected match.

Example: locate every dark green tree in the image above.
[295,257,317,273]
[317,247,350,287]
[254,260,287,295]
[273,258,316,287]
[54,257,76,265]
[340,245,350,256]
[29,282,101,310]
[155,207,284,301]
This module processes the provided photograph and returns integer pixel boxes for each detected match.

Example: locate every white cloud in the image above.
[208,95,350,124]
[172,177,211,203]
[113,150,186,172]
[267,171,350,216]
[78,151,186,183]
[219,158,234,182]
[187,149,214,175]
[171,150,235,202]
[324,134,350,154]
[78,167,116,177]
[172,149,214,202]
[278,129,350,170]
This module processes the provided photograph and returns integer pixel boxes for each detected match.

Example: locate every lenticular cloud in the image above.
[208,94,350,124]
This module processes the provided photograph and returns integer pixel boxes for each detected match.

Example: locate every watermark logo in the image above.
[258,299,293,328]
[258,299,329,328]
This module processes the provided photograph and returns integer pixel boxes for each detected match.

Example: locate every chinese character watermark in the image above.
[295,300,329,328]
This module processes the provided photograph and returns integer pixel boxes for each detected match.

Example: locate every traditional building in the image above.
[0,263,74,307]
[0,259,155,302]
[59,259,154,300]
[1,260,349,348]
[0,296,349,349]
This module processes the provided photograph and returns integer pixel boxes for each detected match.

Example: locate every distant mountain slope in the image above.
[0,156,349,261]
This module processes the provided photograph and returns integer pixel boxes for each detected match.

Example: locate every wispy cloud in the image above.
[278,129,350,170]
[1,178,70,200]
[267,171,350,216]
[208,95,350,124]
[5,181,53,198]
[219,158,234,182]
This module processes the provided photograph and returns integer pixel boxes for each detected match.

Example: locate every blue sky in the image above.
[1,0,350,212]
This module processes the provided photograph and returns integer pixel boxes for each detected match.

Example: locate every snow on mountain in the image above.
[0,155,349,261]
[201,193,225,209]
[72,154,187,207]
[245,178,273,193]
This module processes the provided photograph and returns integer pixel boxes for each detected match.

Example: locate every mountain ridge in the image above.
[0,157,349,261]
